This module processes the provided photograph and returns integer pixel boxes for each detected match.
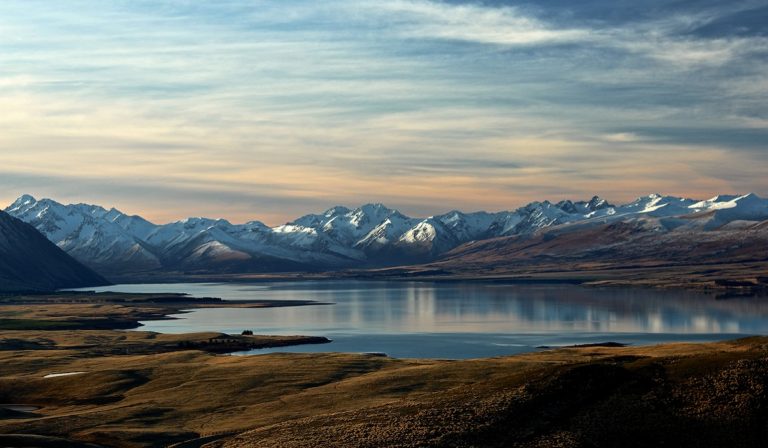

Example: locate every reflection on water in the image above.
[77,281,768,358]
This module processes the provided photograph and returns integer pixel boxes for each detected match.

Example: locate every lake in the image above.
[76,280,768,359]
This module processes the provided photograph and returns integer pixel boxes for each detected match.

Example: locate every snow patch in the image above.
[44,372,85,378]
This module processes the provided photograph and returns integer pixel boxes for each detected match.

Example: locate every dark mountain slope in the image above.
[0,210,109,292]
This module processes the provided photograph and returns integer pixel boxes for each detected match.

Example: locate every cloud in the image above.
[368,0,591,46]
[0,0,766,222]
[620,34,768,67]
[603,132,640,143]
[367,1,768,68]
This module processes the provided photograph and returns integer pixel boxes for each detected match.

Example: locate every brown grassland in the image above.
[1,293,768,447]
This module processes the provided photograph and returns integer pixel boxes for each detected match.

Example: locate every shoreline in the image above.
[2,334,767,447]
[1,290,767,446]
[0,291,327,332]
[98,259,768,295]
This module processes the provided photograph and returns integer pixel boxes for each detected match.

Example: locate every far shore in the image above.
[99,259,768,295]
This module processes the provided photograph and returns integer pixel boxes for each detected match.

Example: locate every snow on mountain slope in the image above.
[190,241,251,262]
[5,195,161,272]
[609,194,698,218]
[488,201,578,236]
[355,213,420,252]
[438,214,768,272]
[689,194,742,210]
[4,195,367,274]
[435,211,496,242]
[107,211,158,241]
[249,223,364,263]
[397,217,460,256]
[292,206,351,228]
[684,193,768,229]
[145,217,361,269]
[0,209,109,291]
[144,217,233,251]
[478,196,614,238]
[556,196,613,216]
[691,193,768,217]
[308,203,406,246]
[6,193,767,276]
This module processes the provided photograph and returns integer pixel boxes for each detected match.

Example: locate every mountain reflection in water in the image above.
[77,281,768,358]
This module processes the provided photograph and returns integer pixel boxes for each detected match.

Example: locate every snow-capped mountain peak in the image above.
[683,193,768,228]
[586,195,612,210]
[690,193,764,211]
[5,195,162,273]
[351,203,401,223]
[356,213,418,251]
[8,194,37,210]
[613,194,696,217]
[6,193,768,276]
[691,194,741,209]
[323,206,351,217]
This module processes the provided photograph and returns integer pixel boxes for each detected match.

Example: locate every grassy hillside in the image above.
[2,334,768,447]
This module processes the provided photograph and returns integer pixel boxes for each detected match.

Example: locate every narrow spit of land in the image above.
[0,292,330,354]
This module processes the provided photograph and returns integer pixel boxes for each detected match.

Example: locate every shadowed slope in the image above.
[217,339,768,448]
[0,210,109,291]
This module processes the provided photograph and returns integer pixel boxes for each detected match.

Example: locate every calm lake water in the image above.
[76,281,768,359]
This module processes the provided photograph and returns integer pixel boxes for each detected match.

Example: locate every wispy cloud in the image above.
[603,133,640,143]
[0,0,766,223]
[367,0,591,46]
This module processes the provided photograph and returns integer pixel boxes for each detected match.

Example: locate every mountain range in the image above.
[5,193,768,280]
[0,210,109,291]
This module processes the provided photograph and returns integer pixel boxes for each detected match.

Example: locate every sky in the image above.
[1,0,767,225]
